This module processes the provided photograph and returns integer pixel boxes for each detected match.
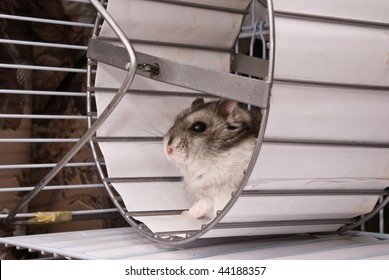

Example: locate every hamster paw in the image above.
[182,198,213,219]
[181,209,204,219]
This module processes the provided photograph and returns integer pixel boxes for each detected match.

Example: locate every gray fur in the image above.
[163,98,261,219]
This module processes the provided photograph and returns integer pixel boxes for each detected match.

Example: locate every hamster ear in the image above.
[217,99,238,121]
[191,97,205,108]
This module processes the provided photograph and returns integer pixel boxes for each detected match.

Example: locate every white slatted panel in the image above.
[264,83,389,143]
[273,17,389,86]
[1,228,389,260]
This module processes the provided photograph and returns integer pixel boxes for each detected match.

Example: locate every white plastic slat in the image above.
[99,0,251,48]
[273,0,389,25]
[273,16,389,86]
[273,241,389,260]
[94,82,196,138]
[203,225,344,239]
[203,235,380,260]
[114,181,190,212]
[136,215,205,233]
[363,254,389,260]
[98,142,178,177]
[83,243,169,259]
[248,144,389,180]
[3,227,131,244]
[265,82,389,143]
[221,195,378,223]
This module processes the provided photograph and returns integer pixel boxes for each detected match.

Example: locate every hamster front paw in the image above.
[181,209,205,219]
[181,199,212,219]
[181,199,213,219]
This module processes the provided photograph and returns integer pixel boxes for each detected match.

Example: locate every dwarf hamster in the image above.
[163,97,260,219]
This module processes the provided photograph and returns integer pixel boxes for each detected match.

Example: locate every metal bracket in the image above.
[231,53,269,79]
[87,38,270,108]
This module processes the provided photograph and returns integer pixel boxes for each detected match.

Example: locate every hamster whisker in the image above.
[140,127,164,138]
[136,142,162,147]
[141,120,164,137]
[136,104,165,137]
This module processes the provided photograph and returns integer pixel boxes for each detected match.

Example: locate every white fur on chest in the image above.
[182,138,256,202]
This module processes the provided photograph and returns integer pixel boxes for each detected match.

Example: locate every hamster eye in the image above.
[227,124,238,130]
[190,121,207,132]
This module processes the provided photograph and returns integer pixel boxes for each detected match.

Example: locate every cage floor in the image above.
[1,228,389,260]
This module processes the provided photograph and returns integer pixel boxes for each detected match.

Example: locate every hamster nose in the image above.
[167,146,173,155]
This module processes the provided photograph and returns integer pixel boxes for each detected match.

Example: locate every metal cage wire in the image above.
[0,0,118,224]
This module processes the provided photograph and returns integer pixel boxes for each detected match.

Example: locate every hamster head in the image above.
[163,97,260,167]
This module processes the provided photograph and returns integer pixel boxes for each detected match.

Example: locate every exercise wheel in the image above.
[7,0,389,245]
[88,0,389,243]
